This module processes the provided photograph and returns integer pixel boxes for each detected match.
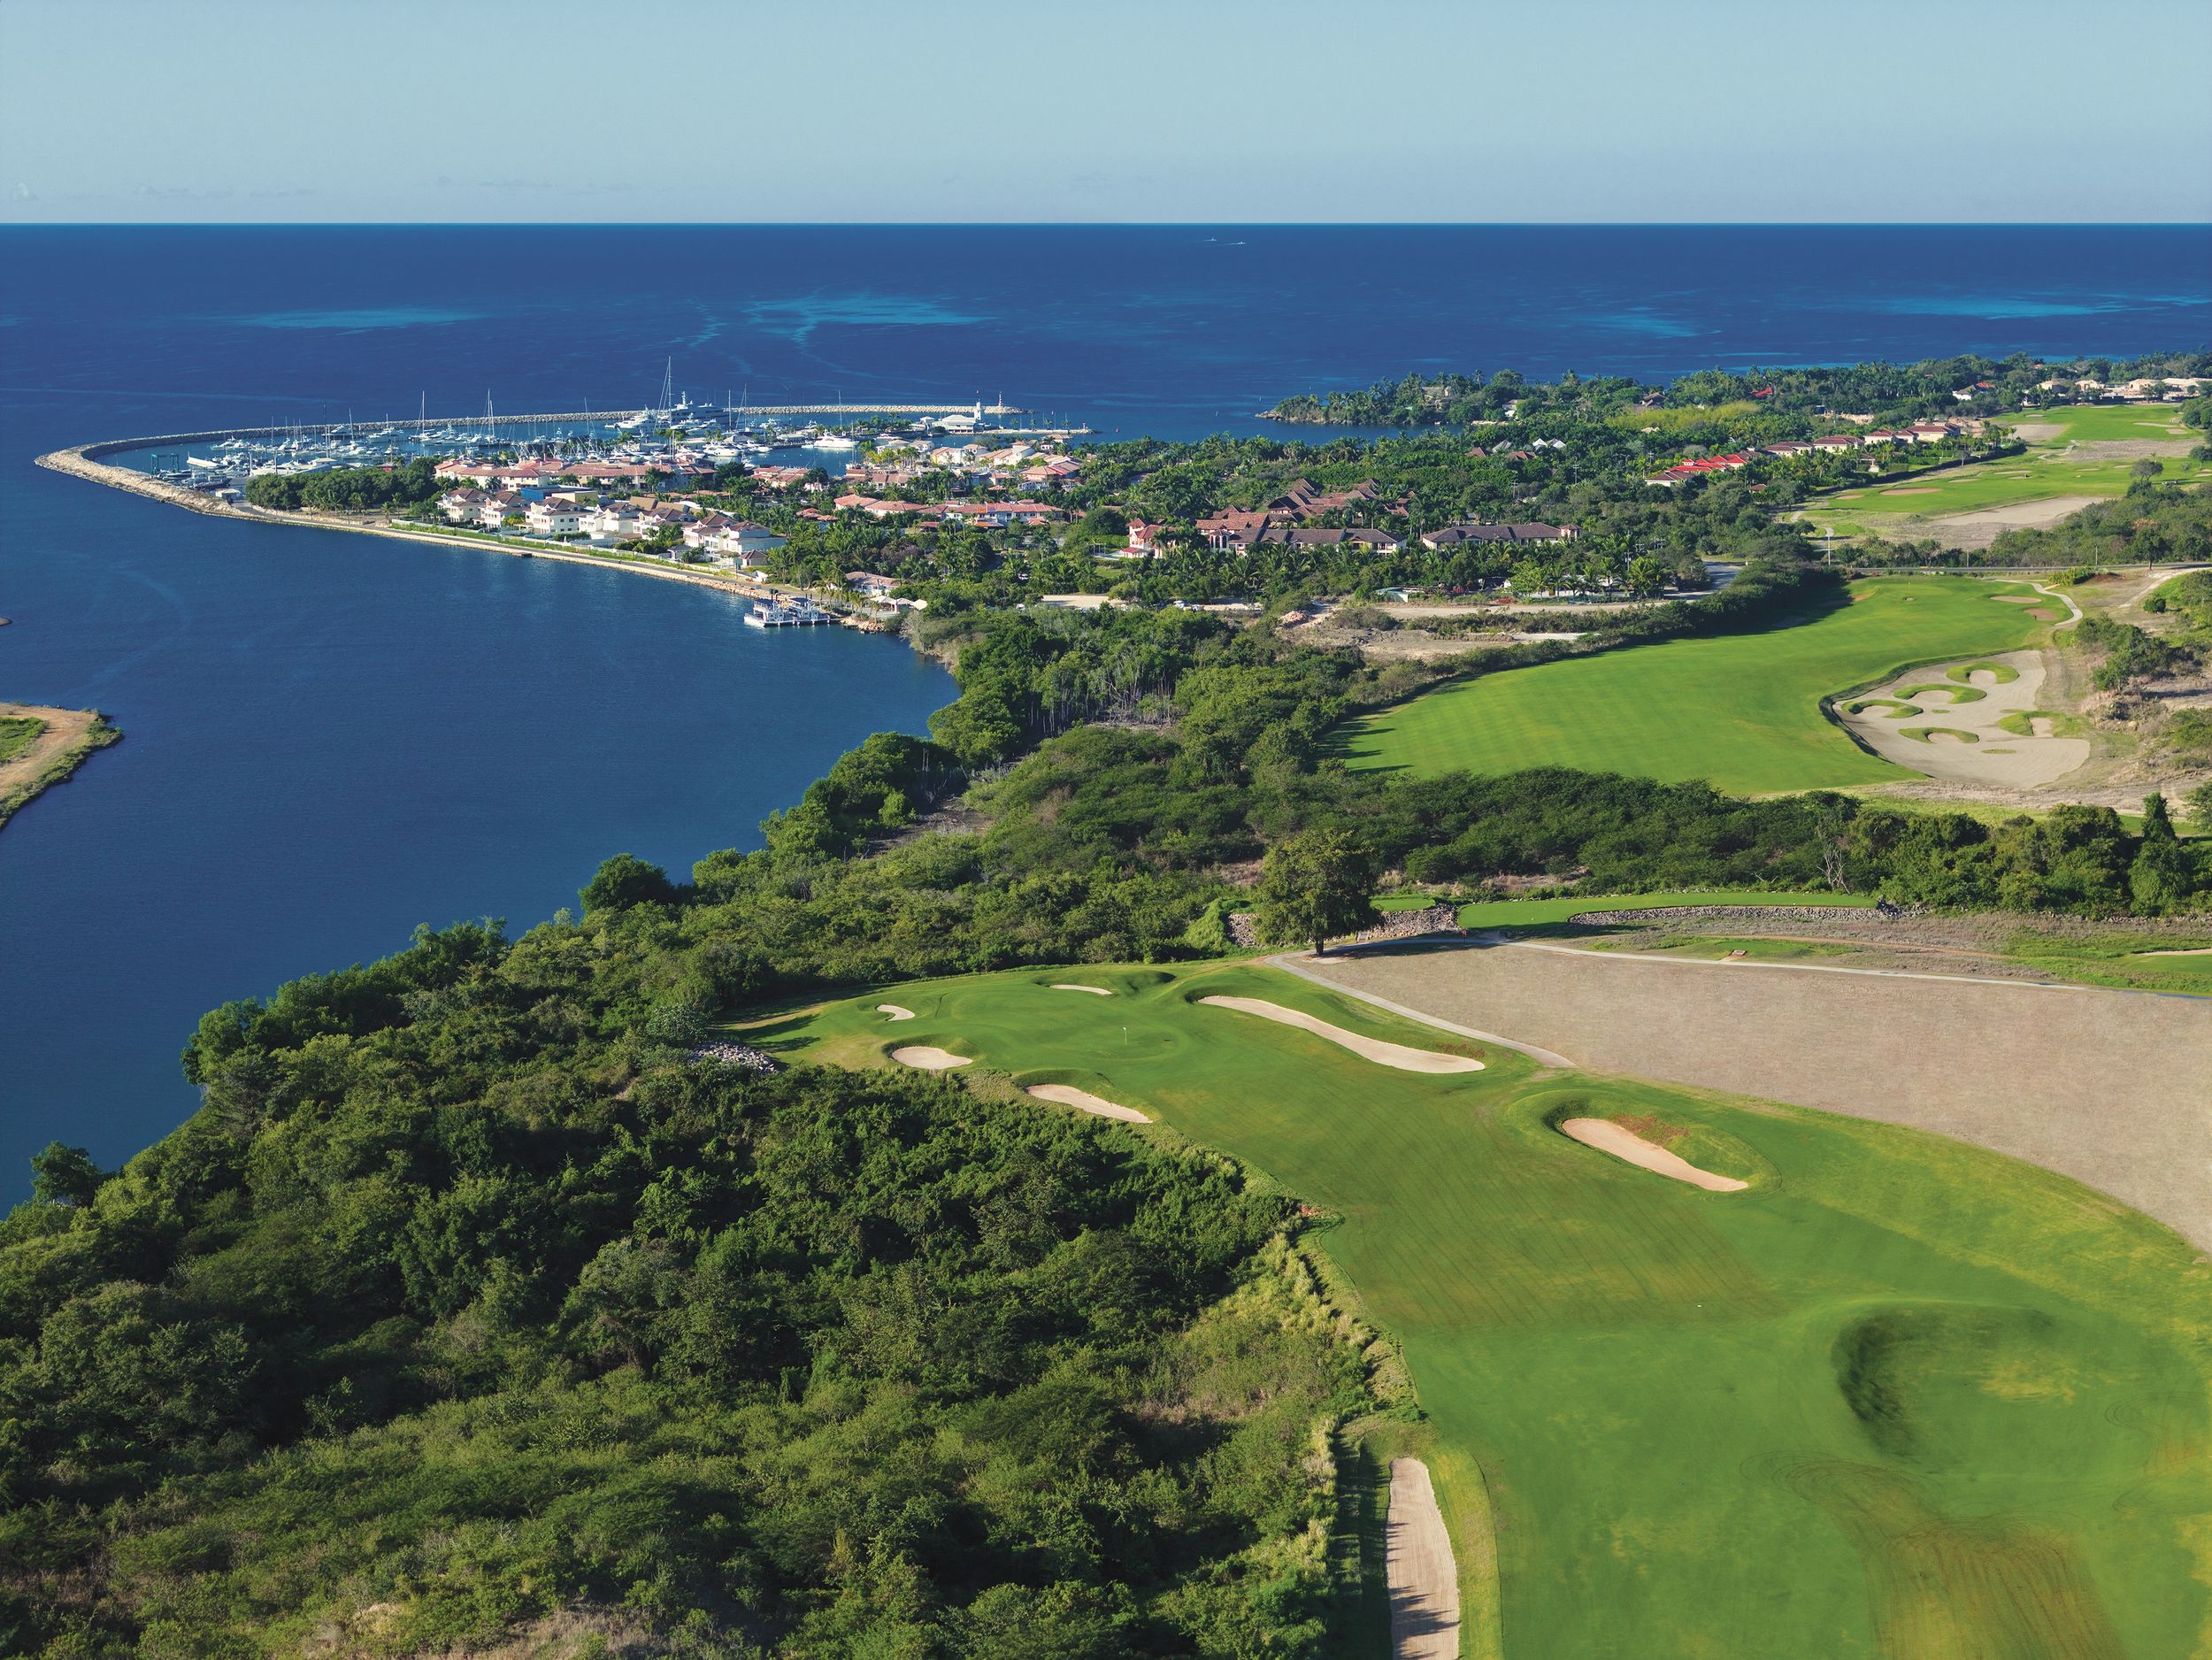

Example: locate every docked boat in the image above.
[744,599,834,629]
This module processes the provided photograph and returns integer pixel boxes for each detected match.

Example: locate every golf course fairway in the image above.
[1333,577,2053,792]
[750,962,2212,1659]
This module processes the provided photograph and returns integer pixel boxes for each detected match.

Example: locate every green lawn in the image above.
[755,964,2211,1659]
[1801,403,2211,537]
[1333,578,2050,792]
[0,715,45,765]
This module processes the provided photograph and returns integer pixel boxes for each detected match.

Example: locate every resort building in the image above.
[1421,521,1578,549]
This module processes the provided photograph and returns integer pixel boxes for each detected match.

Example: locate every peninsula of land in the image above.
[0,702,121,831]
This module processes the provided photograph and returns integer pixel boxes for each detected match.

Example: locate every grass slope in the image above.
[1802,403,2212,537]
[1333,578,2048,792]
[755,964,2211,1660]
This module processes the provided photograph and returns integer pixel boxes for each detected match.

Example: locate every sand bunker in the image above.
[1026,1083,1149,1122]
[1386,1458,1460,1660]
[1836,649,2087,788]
[877,1003,916,1020]
[891,1045,970,1070]
[2137,946,2212,957]
[1051,983,1113,995]
[1198,995,1484,1072]
[1560,1118,1747,1192]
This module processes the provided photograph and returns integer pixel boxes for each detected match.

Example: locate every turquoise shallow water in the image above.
[2,223,2207,1195]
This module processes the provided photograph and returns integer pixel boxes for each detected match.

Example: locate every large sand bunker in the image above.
[1051,983,1113,995]
[1198,995,1485,1072]
[1386,1458,1460,1660]
[891,1045,970,1070]
[1026,1083,1149,1122]
[1561,1118,1747,1192]
[1837,649,2086,787]
[877,1003,916,1020]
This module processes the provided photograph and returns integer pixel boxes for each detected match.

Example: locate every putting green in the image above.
[1333,579,2048,792]
[756,964,2211,1659]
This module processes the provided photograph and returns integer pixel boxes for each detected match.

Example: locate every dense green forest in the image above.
[245,457,444,513]
[1262,351,2212,427]
[2,927,1375,1657]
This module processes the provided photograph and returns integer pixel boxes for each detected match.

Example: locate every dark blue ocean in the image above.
[4,225,2208,1195]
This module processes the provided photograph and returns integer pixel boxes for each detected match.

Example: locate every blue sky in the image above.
[4,0,2207,223]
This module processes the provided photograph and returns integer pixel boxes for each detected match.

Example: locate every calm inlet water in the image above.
[3,225,2208,1194]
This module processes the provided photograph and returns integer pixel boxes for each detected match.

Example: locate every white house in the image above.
[710,521,787,566]
[525,500,582,538]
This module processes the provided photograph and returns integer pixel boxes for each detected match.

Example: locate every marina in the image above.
[743,598,837,628]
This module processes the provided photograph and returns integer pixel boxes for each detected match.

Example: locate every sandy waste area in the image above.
[890,1045,970,1069]
[1197,995,1484,1072]
[1560,1118,1747,1191]
[1836,649,2088,788]
[1386,1458,1460,1660]
[1025,1084,1149,1122]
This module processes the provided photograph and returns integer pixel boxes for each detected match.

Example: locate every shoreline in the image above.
[32,440,833,610]
[0,703,122,831]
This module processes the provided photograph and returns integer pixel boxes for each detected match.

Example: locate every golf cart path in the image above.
[1386,1458,1460,1660]
[1289,940,2212,1249]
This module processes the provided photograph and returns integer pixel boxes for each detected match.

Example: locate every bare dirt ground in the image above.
[1294,939,2212,1249]
[1386,1458,1461,1660]
[1,703,114,827]
[1911,495,2106,549]
[1559,1118,1747,1191]
[1025,1083,1149,1123]
[0,704,96,798]
[1196,995,1486,1072]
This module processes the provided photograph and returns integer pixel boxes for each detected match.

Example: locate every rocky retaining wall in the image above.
[1566,903,1907,928]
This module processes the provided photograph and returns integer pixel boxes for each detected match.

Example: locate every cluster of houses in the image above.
[840,439,1085,496]
[432,457,713,489]
[1646,421,1969,486]
[440,487,786,566]
[831,494,1064,529]
[2035,374,2206,401]
[1116,476,1576,561]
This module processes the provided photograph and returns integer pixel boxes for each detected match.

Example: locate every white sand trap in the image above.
[877,1003,916,1020]
[1386,1458,1460,1660]
[1026,1083,1150,1122]
[2138,946,2212,957]
[891,1045,970,1070]
[1837,649,2087,788]
[1561,1118,1747,1192]
[1051,983,1113,995]
[1198,995,1484,1072]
